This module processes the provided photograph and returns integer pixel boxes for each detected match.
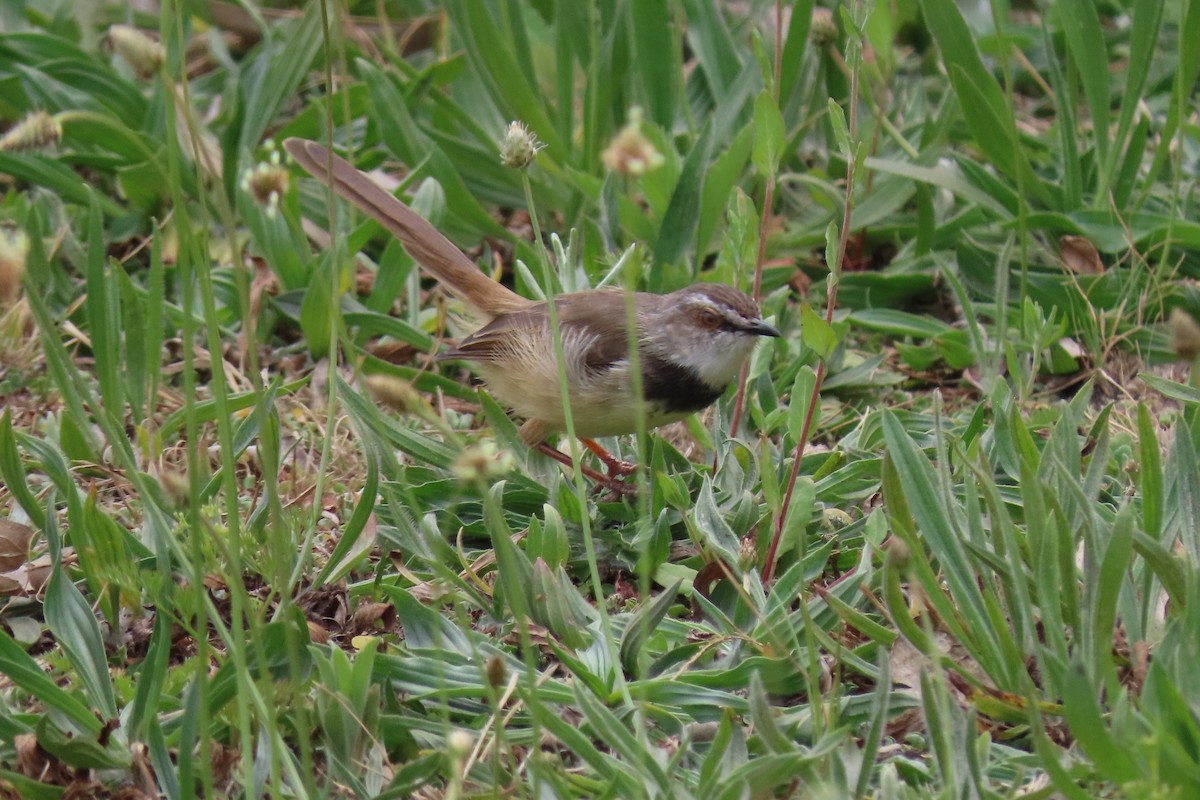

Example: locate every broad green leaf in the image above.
[1056,0,1111,171]
[1062,659,1142,784]
[43,499,119,720]
[751,91,784,176]
[630,0,680,129]
[654,122,714,270]
[799,304,838,359]
[786,366,817,445]
[0,629,101,734]
[619,579,682,676]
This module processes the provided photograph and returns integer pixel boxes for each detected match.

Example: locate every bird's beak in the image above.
[746,319,781,338]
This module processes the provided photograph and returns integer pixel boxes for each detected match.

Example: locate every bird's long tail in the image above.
[283,138,526,317]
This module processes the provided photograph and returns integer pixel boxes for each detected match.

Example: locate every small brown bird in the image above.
[285,139,778,478]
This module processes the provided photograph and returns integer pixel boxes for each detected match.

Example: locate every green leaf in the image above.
[572,682,671,793]
[444,0,563,157]
[0,153,123,216]
[918,0,1047,205]
[619,580,682,676]
[1138,374,1200,406]
[343,310,434,352]
[881,412,1006,675]
[299,261,336,359]
[827,98,851,158]
[315,440,380,588]
[126,613,171,739]
[697,123,754,256]
[0,629,101,734]
[691,479,741,566]
[338,376,457,469]
[630,0,680,128]
[850,309,953,338]
[786,366,817,445]
[529,694,642,795]
[35,716,129,770]
[86,197,123,420]
[358,60,511,239]
[43,497,118,720]
[747,671,791,754]
[681,0,744,98]
[778,0,815,102]
[799,304,838,359]
[1062,658,1142,784]
[751,91,785,175]
[1132,402,1161,542]
[0,412,44,530]
[1057,0,1111,171]
[1098,0,1162,202]
[238,3,322,150]
[654,122,714,270]
[1090,505,1134,685]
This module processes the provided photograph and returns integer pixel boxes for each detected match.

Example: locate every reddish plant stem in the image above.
[729,0,786,440]
[763,360,825,581]
[764,33,860,584]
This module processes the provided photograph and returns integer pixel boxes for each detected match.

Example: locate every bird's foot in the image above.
[534,442,637,497]
[580,438,638,478]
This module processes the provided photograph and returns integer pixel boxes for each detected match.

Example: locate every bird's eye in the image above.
[696,309,722,329]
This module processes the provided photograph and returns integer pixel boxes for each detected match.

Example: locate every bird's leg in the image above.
[520,420,636,495]
[533,443,636,496]
[580,438,638,478]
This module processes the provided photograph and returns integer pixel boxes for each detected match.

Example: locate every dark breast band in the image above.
[640,355,723,414]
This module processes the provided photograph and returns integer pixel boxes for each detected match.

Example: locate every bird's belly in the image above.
[471,359,690,438]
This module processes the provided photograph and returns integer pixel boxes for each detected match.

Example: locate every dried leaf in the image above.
[25,555,53,595]
[350,601,397,632]
[306,620,330,644]
[0,518,33,571]
[1060,235,1103,274]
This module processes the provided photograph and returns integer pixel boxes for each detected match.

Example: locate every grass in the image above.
[1,0,1199,797]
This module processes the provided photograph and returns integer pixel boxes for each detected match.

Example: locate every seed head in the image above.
[446,729,474,758]
[241,145,289,219]
[499,121,544,169]
[104,25,165,80]
[810,7,838,47]
[737,536,759,572]
[452,439,514,483]
[601,108,664,177]
[364,374,421,412]
[1170,308,1200,361]
[0,111,62,153]
[485,654,508,689]
[0,224,29,308]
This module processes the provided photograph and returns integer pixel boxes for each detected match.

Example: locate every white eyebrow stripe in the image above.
[684,294,753,326]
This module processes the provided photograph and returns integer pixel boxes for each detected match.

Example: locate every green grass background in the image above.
[1,0,1200,796]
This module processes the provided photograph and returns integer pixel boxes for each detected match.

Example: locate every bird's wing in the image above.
[440,290,635,372]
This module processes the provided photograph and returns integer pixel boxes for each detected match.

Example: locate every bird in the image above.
[284,138,779,483]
